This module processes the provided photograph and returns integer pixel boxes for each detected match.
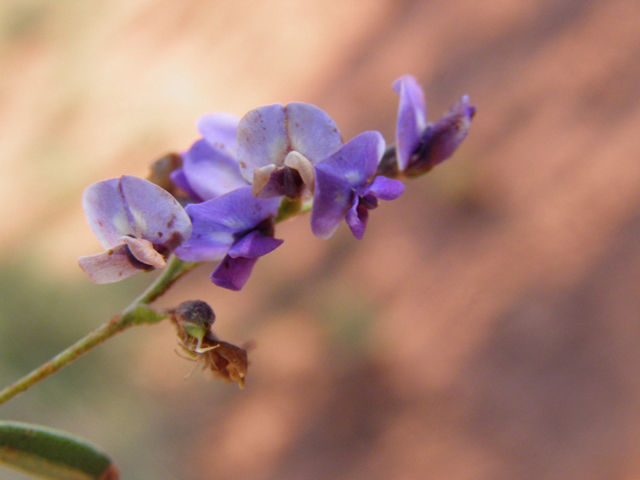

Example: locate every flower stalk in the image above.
[0,256,198,406]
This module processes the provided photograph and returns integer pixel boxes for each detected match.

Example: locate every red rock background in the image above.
[2,1,640,479]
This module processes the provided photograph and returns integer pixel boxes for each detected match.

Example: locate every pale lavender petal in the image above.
[197,112,240,156]
[393,75,427,171]
[363,176,405,201]
[82,178,134,249]
[119,236,166,268]
[314,131,385,188]
[211,255,259,291]
[408,95,475,174]
[78,245,145,284]
[284,102,343,163]
[227,230,283,259]
[310,168,353,239]
[174,186,280,262]
[119,175,192,247]
[237,104,288,182]
[345,199,368,240]
[183,139,247,201]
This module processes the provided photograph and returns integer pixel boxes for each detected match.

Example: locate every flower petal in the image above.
[237,104,288,182]
[227,230,283,259]
[170,167,203,202]
[284,151,315,191]
[283,102,343,163]
[119,236,166,268]
[408,95,475,174]
[364,176,405,201]
[314,131,385,188]
[310,168,353,239]
[237,103,343,184]
[252,164,277,197]
[118,175,193,247]
[78,245,146,284]
[211,255,259,291]
[345,199,368,240]
[174,186,280,262]
[197,112,240,156]
[183,139,247,201]
[82,178,135,249]
[393,75,427,171]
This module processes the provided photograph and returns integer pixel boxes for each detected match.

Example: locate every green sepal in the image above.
[0,421,118,480]
[274,197,303,223]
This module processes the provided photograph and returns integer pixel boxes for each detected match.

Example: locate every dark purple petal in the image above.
[253,166,305,199]
[345,199,368,240]
[284,102,343,163]
[310,168,353,239]
[82,176,192,250]
[211,255,259,291]
[393,75,427,171]
[237,104,288,182]
[314,131,385,189]
[197,112,240,156]
[172,206,233,262]
[227,230,283,259]
[362,175,405,201]
[174,186,280,262]
[407,95,475,175]
[78,245,145,284]
[182,139,247,201]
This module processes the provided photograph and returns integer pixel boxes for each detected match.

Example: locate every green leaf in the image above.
[0,421,118,480]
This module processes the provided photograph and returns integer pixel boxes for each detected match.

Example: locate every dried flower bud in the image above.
[170,300,249,388]
[147,152,185,198]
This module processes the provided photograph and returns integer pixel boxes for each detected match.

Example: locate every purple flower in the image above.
[78,175,192,284]
[171,113,247,202]
[174,186,283,291]
[311,131,405,240]
[236,102,343,198]
[393,75,475,175]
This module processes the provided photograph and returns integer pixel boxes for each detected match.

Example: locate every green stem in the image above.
[0,256,198,406]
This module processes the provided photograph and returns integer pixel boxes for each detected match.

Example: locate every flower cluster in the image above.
[79,75,474,290]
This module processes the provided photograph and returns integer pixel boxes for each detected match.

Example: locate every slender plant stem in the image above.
[0,257,198,406]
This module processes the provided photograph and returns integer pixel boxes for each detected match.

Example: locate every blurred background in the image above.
[2,0,640,479]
